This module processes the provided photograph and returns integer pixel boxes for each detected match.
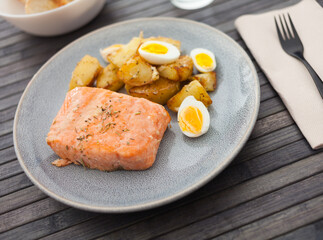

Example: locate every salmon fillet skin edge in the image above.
[46,87,171,171]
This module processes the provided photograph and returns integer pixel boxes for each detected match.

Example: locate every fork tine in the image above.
[274,17,285,44]
[287,13,300,41]
[283,14,293,39]
[279,15,288,40]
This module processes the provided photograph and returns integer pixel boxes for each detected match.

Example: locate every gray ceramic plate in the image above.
[14,18,260,213]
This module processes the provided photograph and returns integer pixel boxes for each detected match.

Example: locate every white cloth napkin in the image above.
[235,0,323,149]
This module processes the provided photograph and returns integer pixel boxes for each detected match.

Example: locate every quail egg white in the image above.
[190,48,216,73]
[139,40,180,65]
[177,96,210,138]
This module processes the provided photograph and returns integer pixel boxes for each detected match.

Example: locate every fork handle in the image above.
[296,55,323,99]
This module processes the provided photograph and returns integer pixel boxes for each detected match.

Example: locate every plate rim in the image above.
[13,17,260,213]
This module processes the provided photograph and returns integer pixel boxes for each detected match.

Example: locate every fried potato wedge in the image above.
[117,54,159,86]
[56,0,74,6]
[157,55,193,82]
[127,78,181,105]
[188,72,217,92]
[25,0,73,14]
[143,36,181,50]
[100,44,124,63]
[124,83,133,93]
[106,35,143,68]
[167,80,212,112]
[69,55,102,91]
[96,64,124,92]
[25,0,59,14]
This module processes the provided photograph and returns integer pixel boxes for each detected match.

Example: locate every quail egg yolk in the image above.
[178,106,203,134]
[141,43,168,54]
[195,53,214,68]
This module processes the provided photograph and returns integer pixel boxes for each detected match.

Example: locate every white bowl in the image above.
[0,0,106,36]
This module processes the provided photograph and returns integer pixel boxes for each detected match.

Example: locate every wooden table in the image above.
[1,0,323,239]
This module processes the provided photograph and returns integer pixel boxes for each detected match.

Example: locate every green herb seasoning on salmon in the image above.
[46,87,171,171]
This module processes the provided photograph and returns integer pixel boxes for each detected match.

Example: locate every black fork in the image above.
[274,14,323,99]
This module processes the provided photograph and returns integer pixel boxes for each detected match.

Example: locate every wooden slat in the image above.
[155,172,323,240]
[0,22,13,31]
[1,208,98,240]
[236,122,320,165]
[167,0,258,20]
[274,219,323,240]
[0,38,41,59]
[0,93,22,113]
[0,198,67,233]
[258,97,286,119]
[0,173,32,197]
[0,186,46,215]
[112,1,175,21]
[0,78,30,101]
[199,0,291,31]
[100,0,169,20]
[0,33,31,49]
[0,66,39,88]
[0,146,16,165]
[0,119,13,137]
[0,39,63,68]
[0,52,23,68]
[250,110,294,139]
[0,133,13,150]
[260,83,277,101]
[0,52,49,78]
[214,195,323,240]
[0,106,17,124]
[207,0,299,29]
[0,160,21,181]
[237,124,303,162]
[105,0,146,10]
[0,27,20,41]
[42,153,323,240]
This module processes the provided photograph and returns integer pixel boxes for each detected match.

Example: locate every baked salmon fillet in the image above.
[46,87,171,171]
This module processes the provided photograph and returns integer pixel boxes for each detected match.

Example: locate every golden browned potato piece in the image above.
[25,0,73,14]
[124,83,133,93]
[106,35,143,68]
[96,64,124,92]
[25,0,59,14]
[143,36,181,50]
[55,0,74,6]
[100,44,124,63]
[167,80,212,112]
[157,55,193,82]
[188,72,217,92]
[117,54,159,87]
[69,55,102,91]
[127,78,181,105]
